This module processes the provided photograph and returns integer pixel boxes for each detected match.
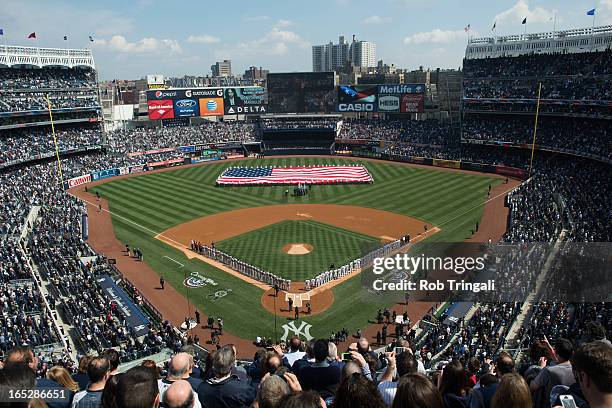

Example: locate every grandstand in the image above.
[0,20,610,408]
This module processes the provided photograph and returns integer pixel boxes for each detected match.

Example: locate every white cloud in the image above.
[276,19,293,27]
[215,27,308,59]
[600,0,612,10]
[363,15,391,24]
[94,35,182,54]
[494,0,555,25]
[404,29,466,45]
[187,34,220,44]
[243,15,270,22]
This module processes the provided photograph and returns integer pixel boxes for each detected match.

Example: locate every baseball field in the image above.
[81,156,508,346]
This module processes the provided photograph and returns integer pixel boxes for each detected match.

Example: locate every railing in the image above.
[0,45,95,68]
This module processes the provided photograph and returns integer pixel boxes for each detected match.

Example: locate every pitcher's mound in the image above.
[282,243,313,255]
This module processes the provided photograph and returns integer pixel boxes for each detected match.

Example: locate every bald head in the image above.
[168,353,191,380]
[163,380,194,408]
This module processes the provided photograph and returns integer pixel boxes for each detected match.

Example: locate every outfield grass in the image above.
[216,220,379,281]
[90,156,501,340]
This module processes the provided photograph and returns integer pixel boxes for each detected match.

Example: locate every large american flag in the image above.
[217,165,373,186]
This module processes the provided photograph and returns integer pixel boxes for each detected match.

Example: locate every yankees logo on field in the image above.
[281,321,313,341]
[206,289,233,300]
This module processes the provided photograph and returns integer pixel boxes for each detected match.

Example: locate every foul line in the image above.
[163,256,184,267]
[72,181,519,295]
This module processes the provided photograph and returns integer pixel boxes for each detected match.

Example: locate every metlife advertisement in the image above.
[336,84,425,113]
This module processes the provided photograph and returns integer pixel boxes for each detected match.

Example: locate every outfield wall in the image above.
[64,152,527,190]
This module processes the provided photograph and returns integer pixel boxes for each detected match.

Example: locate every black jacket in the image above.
[197,375,255,408]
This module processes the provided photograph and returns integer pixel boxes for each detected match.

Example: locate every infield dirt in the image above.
[70,158,520,357]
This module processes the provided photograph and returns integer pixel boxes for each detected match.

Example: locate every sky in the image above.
[0,0,610,80]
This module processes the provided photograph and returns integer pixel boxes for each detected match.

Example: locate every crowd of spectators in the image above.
[503,157,610,243]
[463,51,612,79]
[261,118,338,130]
[106,121,256,154]
[0,126,103,165]
[339,119,455,146]
[463,116,609,159]
[0,67,99,113]
[2,333,610,408]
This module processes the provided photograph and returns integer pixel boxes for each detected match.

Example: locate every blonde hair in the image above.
[47,366,79,392]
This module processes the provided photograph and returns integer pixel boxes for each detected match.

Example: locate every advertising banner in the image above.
[91,168,119,181]
[400,94,425,113]
[199,97,224,116]
[223,87,266,115]
[127,147,176,157]
[147,158,185,168]
[433,159,461,169]
[378,84,425,94]
[378,94,400,112]
[173,98,199,117]
[129,165,146,174]
[97,276,149,337]
[118,166,130,176]
[178,145,196,153]
[148,100,174,120]
[495,165,527,179]
[67,174,91,188]
[337,85,377,112]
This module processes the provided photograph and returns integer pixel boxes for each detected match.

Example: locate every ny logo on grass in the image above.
[281,321,313,341]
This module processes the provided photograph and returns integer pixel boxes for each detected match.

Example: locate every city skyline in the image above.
[0,0,609,80]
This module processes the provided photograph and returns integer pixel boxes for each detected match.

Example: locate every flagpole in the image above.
[45,93,65,186]
[528,82,542,178]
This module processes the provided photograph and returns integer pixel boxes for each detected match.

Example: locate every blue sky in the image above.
[0,0,609,80]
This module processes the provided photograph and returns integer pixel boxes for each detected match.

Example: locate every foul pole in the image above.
[46,93,65,186]
[528,82,542,178]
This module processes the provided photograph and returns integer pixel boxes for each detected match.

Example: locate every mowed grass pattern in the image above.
[216,220,379,281]
[90,157,501,339]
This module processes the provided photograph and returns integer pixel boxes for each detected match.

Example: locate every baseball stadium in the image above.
[0,2,610,407]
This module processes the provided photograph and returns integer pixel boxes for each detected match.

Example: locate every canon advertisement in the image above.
[146,87,265,119]
[336,84,425,113]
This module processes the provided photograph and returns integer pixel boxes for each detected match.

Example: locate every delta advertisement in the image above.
[222,87,267,115]
[337,84,425,113]
[146,87,266,118]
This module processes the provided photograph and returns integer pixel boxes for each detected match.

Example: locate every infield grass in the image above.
[216,220,380,281]
[90,156,502,340]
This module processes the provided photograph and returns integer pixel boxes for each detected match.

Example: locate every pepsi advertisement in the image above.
[173,98,199,117]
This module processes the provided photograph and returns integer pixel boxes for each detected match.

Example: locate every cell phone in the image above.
[265,346,274,351]
[341,352,352,361]
[560,395,578,408]
[394,347,406,355]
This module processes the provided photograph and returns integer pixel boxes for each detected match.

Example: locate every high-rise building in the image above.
[312,35,375,72]
[211,60,232,77]
[349,39,376,68]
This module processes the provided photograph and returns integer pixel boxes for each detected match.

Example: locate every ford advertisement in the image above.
[173,98,199,117]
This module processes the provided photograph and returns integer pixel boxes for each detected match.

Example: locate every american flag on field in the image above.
[217,165,373,186]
